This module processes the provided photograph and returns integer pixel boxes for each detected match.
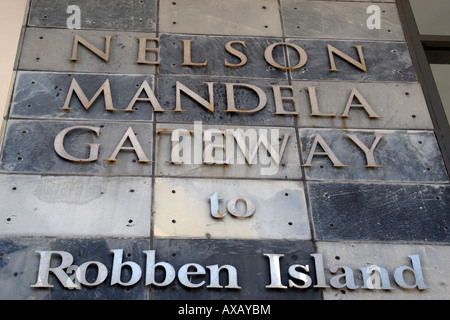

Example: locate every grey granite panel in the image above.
[294,81,433,130]
[281,1,404,40]
[10,71,154,121]
[155,76,295,127]
[158,34,288,79]
[0,120,153,176]
[151,239,319,300]
[309,182,450,242]
[299,128,449,182]
[28,0,157,32]
[287,39,417,82]
[19,28,157,75]
[0,175,151,238]
[0,238,150,300]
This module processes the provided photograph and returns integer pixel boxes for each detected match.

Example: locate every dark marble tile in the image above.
[299,128,449,182]
[28,0,157,32]
[10,72,154,121]
[0,120,153,176]
[151,239,320,300]
[287,39,417,82]
[0,238,151,300]
[155,75,295,126]
[308,182,450,242]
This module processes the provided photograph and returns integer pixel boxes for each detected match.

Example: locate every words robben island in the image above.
[31,250,428,291]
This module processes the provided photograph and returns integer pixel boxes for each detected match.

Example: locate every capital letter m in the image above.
[61,78,117,111]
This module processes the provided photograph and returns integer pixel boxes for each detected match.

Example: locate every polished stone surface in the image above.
[154,178,310,240]
[309,182,450,242]
[317,242,450,300]
[287,39,416,82]
[281,1,404,40]
[155,75,295,127]
[0,120,153,176]
[0,238,151,300]
[0,175,151,238]
[158,34,288,79]
[10,71,155,121]
[293,81,433,130]
[19,28,158,74]
[299,128,449,182]
[28,0,157,32]
[159,0,282,37]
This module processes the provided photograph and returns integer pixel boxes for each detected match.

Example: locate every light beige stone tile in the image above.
[281,0,403,40]
[154,178,311,240]
[317,242,450,300]
[0,175,152,238]
[159,0,282,37]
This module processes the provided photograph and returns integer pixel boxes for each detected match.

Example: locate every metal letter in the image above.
[271,85,298,115]
[346,133,384,167]
[75,261,108,287]
[328,44,367,72]
[227,197,256,218]
[104,127,151,163]
[70,34,112,62]
[288,264,312,289]
[209,192,225,218]
[31,251,78,289]
[231,129,290,166]
[110,249,142,287]
[54,126,100,162]
[306,86,336,117]
[178,263,206,288]
[340,88,381,118]
[264,42,307,70]
[61,78,117,111]
[123,80,166,112]
[136,37,160,65]
[224,82,267,113]
[360,265,394,290]
[144,250,176,287]
[329,266,359,290]
[207,265,242,289]
[224,41,247,67]
[303,133,347,167]
[264,253,287,289]
[174,81,216,112]
[311,253,330,288]
[394,255,429,290]
[180,39,207,67]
